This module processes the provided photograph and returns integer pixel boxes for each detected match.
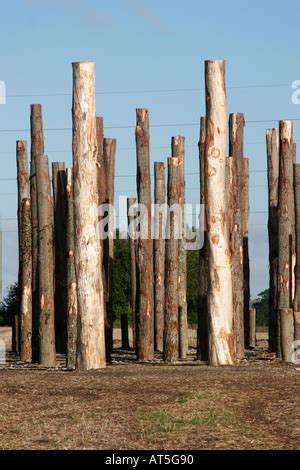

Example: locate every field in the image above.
[0,328,299,450]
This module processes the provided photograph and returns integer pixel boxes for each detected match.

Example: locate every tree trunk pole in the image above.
[20,198,32,362]
[279,308,294,362]
[30,104,45,363]
[52,162,68,355]
[154,162,165,353]
[249,308,256,349]
[102,138,116,361]
[226,156,244,358]
[72,61,106,370]
[135,108,154,361]
[278,120,294,359]
[66,168,77,370]
[127,198,137,350]
[242,158,250,349]
[293,164,300,343]
[16,140,29,354]
[121,313,130,350]
[36,154,56,367]
[172,136,188,359]
[164,157,179,363]
[204,60,234,366]
[198,117,209,361]
[266,128,279,352]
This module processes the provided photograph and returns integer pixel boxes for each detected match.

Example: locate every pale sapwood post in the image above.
[20,198,32,362]
[135,108,154,361]
[66,168,77,370]
[127,197,137,349]
[30,104,44,362]
[35,154,56,367]
[278,121,294,359]
[266,128,279,352]
[52,162,67,355]
[164,157,179,363]
[171,136,188,359]
[16,140,29,354]
[154,162,165,353]
[204,60,234,366]
[72,62,106,370]
[198,117,209,361]
[279,308,294,362]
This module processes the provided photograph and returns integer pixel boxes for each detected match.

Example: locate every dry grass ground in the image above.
[0,360,299,450]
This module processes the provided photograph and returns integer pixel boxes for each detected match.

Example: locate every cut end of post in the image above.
[279,120,293,141]
[136,108,148,123]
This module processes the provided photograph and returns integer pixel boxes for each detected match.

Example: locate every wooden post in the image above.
[102,138,116,361]
[204,60,234,366]
[72,61,106,370]
[242,158,250,349]
[35,154,56,367]
[135,108,154,361]
[278,121,294,359]
[154,162,165,353]
[16,140,29,354]
[172,136,188,359]
[20,198,32,362]
[127,198,137,350]
[279,308,294,362]
[52,162,67,355]
[164,157,179,363]
[293,164,300,343]
[249,308,256,349]
[121,313,130,350]
[226,157,244,358]
[66,168,77,370]
[30,104,45,363]
[198,117,209,361]
[266,128,279,352]
[228,113,245,359]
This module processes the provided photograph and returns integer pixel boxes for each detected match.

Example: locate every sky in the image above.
[0,0,300,298]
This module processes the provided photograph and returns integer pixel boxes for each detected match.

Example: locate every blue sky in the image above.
[0,0,300,298]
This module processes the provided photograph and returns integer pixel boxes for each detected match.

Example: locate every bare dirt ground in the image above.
[0,328,299,450]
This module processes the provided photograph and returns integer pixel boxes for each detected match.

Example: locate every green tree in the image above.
[0,282,19,326]
[252,289,269,327]
[112,232,131,322]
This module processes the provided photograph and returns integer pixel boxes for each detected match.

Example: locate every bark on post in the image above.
[226,157,244,358]
[154,162,165,352]
[127,198,137,350]
[30,104,45,362]
[249,308,256,349]
[35,154,56,367]
[198,117,209,361]
[278,121,294,359]
[16,140,29,354]
[135,108,154,361]
[293,164,300,343]
[266,128,279,352]
[164,157,179,363]
[72,61,106,370]
[20,198,32,362]
[279,308,294,362]
[102,138,116,361]
[204,60,234,366]
[172,136,188,359]
[52,162,67,355]
[66,168,77,370]
[228,113,245,359]
[242,158,250,349]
